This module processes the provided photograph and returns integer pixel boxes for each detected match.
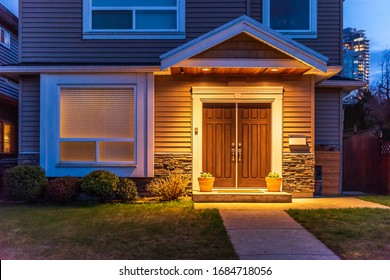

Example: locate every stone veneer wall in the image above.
[18,154,40,165]
[282,153,315,197]
[154,153,192,178]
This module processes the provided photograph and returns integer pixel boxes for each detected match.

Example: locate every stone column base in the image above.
[282,153,315,197]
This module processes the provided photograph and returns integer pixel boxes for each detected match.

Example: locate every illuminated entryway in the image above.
[191,86,284,191]
[203,103,271,188]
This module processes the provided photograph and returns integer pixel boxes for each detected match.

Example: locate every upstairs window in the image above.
[0,28,11,49]
[83,0,185,39]
[263,0,317,38]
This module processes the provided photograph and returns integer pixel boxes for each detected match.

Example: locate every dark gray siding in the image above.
[315,88,341,148]
[20,0,342,64]
[20,75,40,153]
[20,0,247,64]
[0,77,18,99]
[0,24,18,65]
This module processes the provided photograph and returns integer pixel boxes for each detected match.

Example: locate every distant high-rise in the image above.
[342,28,370,86]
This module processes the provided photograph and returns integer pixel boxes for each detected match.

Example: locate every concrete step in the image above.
[193,189,292,203]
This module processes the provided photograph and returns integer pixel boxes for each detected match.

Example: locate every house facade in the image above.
[0,4,18,159]
[0,0,364,197]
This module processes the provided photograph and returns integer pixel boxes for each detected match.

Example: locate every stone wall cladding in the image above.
[18,154,40,166]
[154,153,192,178]
[282,153,315,195]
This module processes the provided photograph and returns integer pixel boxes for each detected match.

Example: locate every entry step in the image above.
[193,190,292,203]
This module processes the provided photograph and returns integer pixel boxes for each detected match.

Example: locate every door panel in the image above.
[202,106,235,187]
[202,104,271,188]
[238,106,271,188]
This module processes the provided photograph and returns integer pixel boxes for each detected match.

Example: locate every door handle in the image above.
[231,143,235,163]
[238,143,242,163]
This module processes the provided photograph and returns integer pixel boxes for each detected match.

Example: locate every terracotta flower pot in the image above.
[198,177,215,192]
[266,177,282,192]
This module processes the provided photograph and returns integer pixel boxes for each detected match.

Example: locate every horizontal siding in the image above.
[20,0,247,64]
[0,77,18,99]
[315,88,341,147]
[194,33,291,59]
[155,75,314,154]
[154,76,192,154]
[20,75,40,153]
[250,0,342,66]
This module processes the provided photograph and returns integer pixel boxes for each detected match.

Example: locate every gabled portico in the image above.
[160,16,340,196]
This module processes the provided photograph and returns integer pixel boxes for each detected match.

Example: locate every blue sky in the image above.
[344,0,390,52]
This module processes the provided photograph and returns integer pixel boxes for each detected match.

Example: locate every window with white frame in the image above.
[0,28,11,48]
[262,0,317,38]
[59,87,135,164]
[83,0,185,39]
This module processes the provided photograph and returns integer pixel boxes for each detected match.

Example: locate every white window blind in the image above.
[60,87,135,163]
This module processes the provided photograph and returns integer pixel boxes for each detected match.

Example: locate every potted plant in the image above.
[198,172,214,192]
[265,172,282,192]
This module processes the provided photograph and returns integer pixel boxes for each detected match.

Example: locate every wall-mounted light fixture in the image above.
[180,67,185,74]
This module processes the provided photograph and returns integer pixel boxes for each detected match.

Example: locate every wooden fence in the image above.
[343,133,390,194]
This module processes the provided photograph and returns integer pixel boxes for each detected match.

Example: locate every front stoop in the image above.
[193,190,292,203]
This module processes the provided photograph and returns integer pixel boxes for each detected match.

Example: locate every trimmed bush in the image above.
[80,170,119,201]
[146,171,190,201]
[46,176,80,203]
[116,178,138,203]
[3,165,47,201]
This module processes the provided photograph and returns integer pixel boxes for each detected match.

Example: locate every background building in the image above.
[343,28,370,83]
[342,27,370,104]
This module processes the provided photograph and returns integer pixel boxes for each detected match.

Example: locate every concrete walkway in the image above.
[194,197,390,260]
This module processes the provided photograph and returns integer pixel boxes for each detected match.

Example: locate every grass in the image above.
[357,195,390,207]
[287,196,390,260]
[0,200,238,260]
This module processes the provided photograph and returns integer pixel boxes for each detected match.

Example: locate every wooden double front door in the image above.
[202,103,271,188]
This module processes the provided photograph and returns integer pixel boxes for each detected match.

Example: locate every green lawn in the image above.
[357,195,390,207]
[287,195,390,260]
[0,201,237,260]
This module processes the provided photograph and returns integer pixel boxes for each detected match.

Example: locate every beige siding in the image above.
[155,75,314,154]
[194,33,291,59]
[20,75,40,153]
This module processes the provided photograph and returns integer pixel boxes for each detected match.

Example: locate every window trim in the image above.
[0,27,11,49]
[40,73,154,178]
[262,0,317,39]
[58,85,137,165]
[82,0,186,39]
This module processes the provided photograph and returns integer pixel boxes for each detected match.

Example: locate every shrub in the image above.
[146,171,190,201]
[80,170,119,201]
[3,165,47,201]
[116,178,138,203]
[46,176,80,203]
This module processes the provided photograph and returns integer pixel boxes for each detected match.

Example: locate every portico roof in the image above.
[160,16,340,80]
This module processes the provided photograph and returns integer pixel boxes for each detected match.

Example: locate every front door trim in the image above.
[192,86,284,191]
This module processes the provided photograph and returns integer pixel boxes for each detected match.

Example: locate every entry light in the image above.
[201,68,211,72]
